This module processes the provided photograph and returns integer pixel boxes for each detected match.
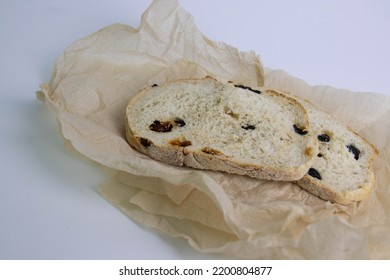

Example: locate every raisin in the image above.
[347,144,360,160]
[234,84,261,94]
[201,147,223,155]
[317,153,323,157]
[308,168,322,180]
[241,124,256,130]
[149,120,173,132]
[152,84,158,87]
[293,124,308,135]
[318,133,330,142]
[234,84,248,90]
[140,137,152,147]
[174,118,186,127]
[249,88,261,94]
[305,147,313,156]
[169,138,192,147]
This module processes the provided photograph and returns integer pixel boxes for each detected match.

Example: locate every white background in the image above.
[1,0,389,259]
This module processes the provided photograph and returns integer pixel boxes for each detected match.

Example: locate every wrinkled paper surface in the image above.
[38,0,390,259]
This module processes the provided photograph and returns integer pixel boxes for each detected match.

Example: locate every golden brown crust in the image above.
[296,170,375,204]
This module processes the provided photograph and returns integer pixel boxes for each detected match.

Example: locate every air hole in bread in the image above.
[173,118,186,127]
[308,168,321,180]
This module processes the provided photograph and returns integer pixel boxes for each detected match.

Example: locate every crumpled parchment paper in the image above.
[37,0,390,259]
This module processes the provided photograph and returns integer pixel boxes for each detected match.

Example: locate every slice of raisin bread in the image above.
[125,78,318,181]
[295,98,378,204]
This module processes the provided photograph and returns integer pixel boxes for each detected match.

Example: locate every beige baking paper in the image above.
[38,0,390,259]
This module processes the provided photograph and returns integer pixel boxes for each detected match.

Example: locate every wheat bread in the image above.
[294,98,378,204]
[125,78,318,181]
